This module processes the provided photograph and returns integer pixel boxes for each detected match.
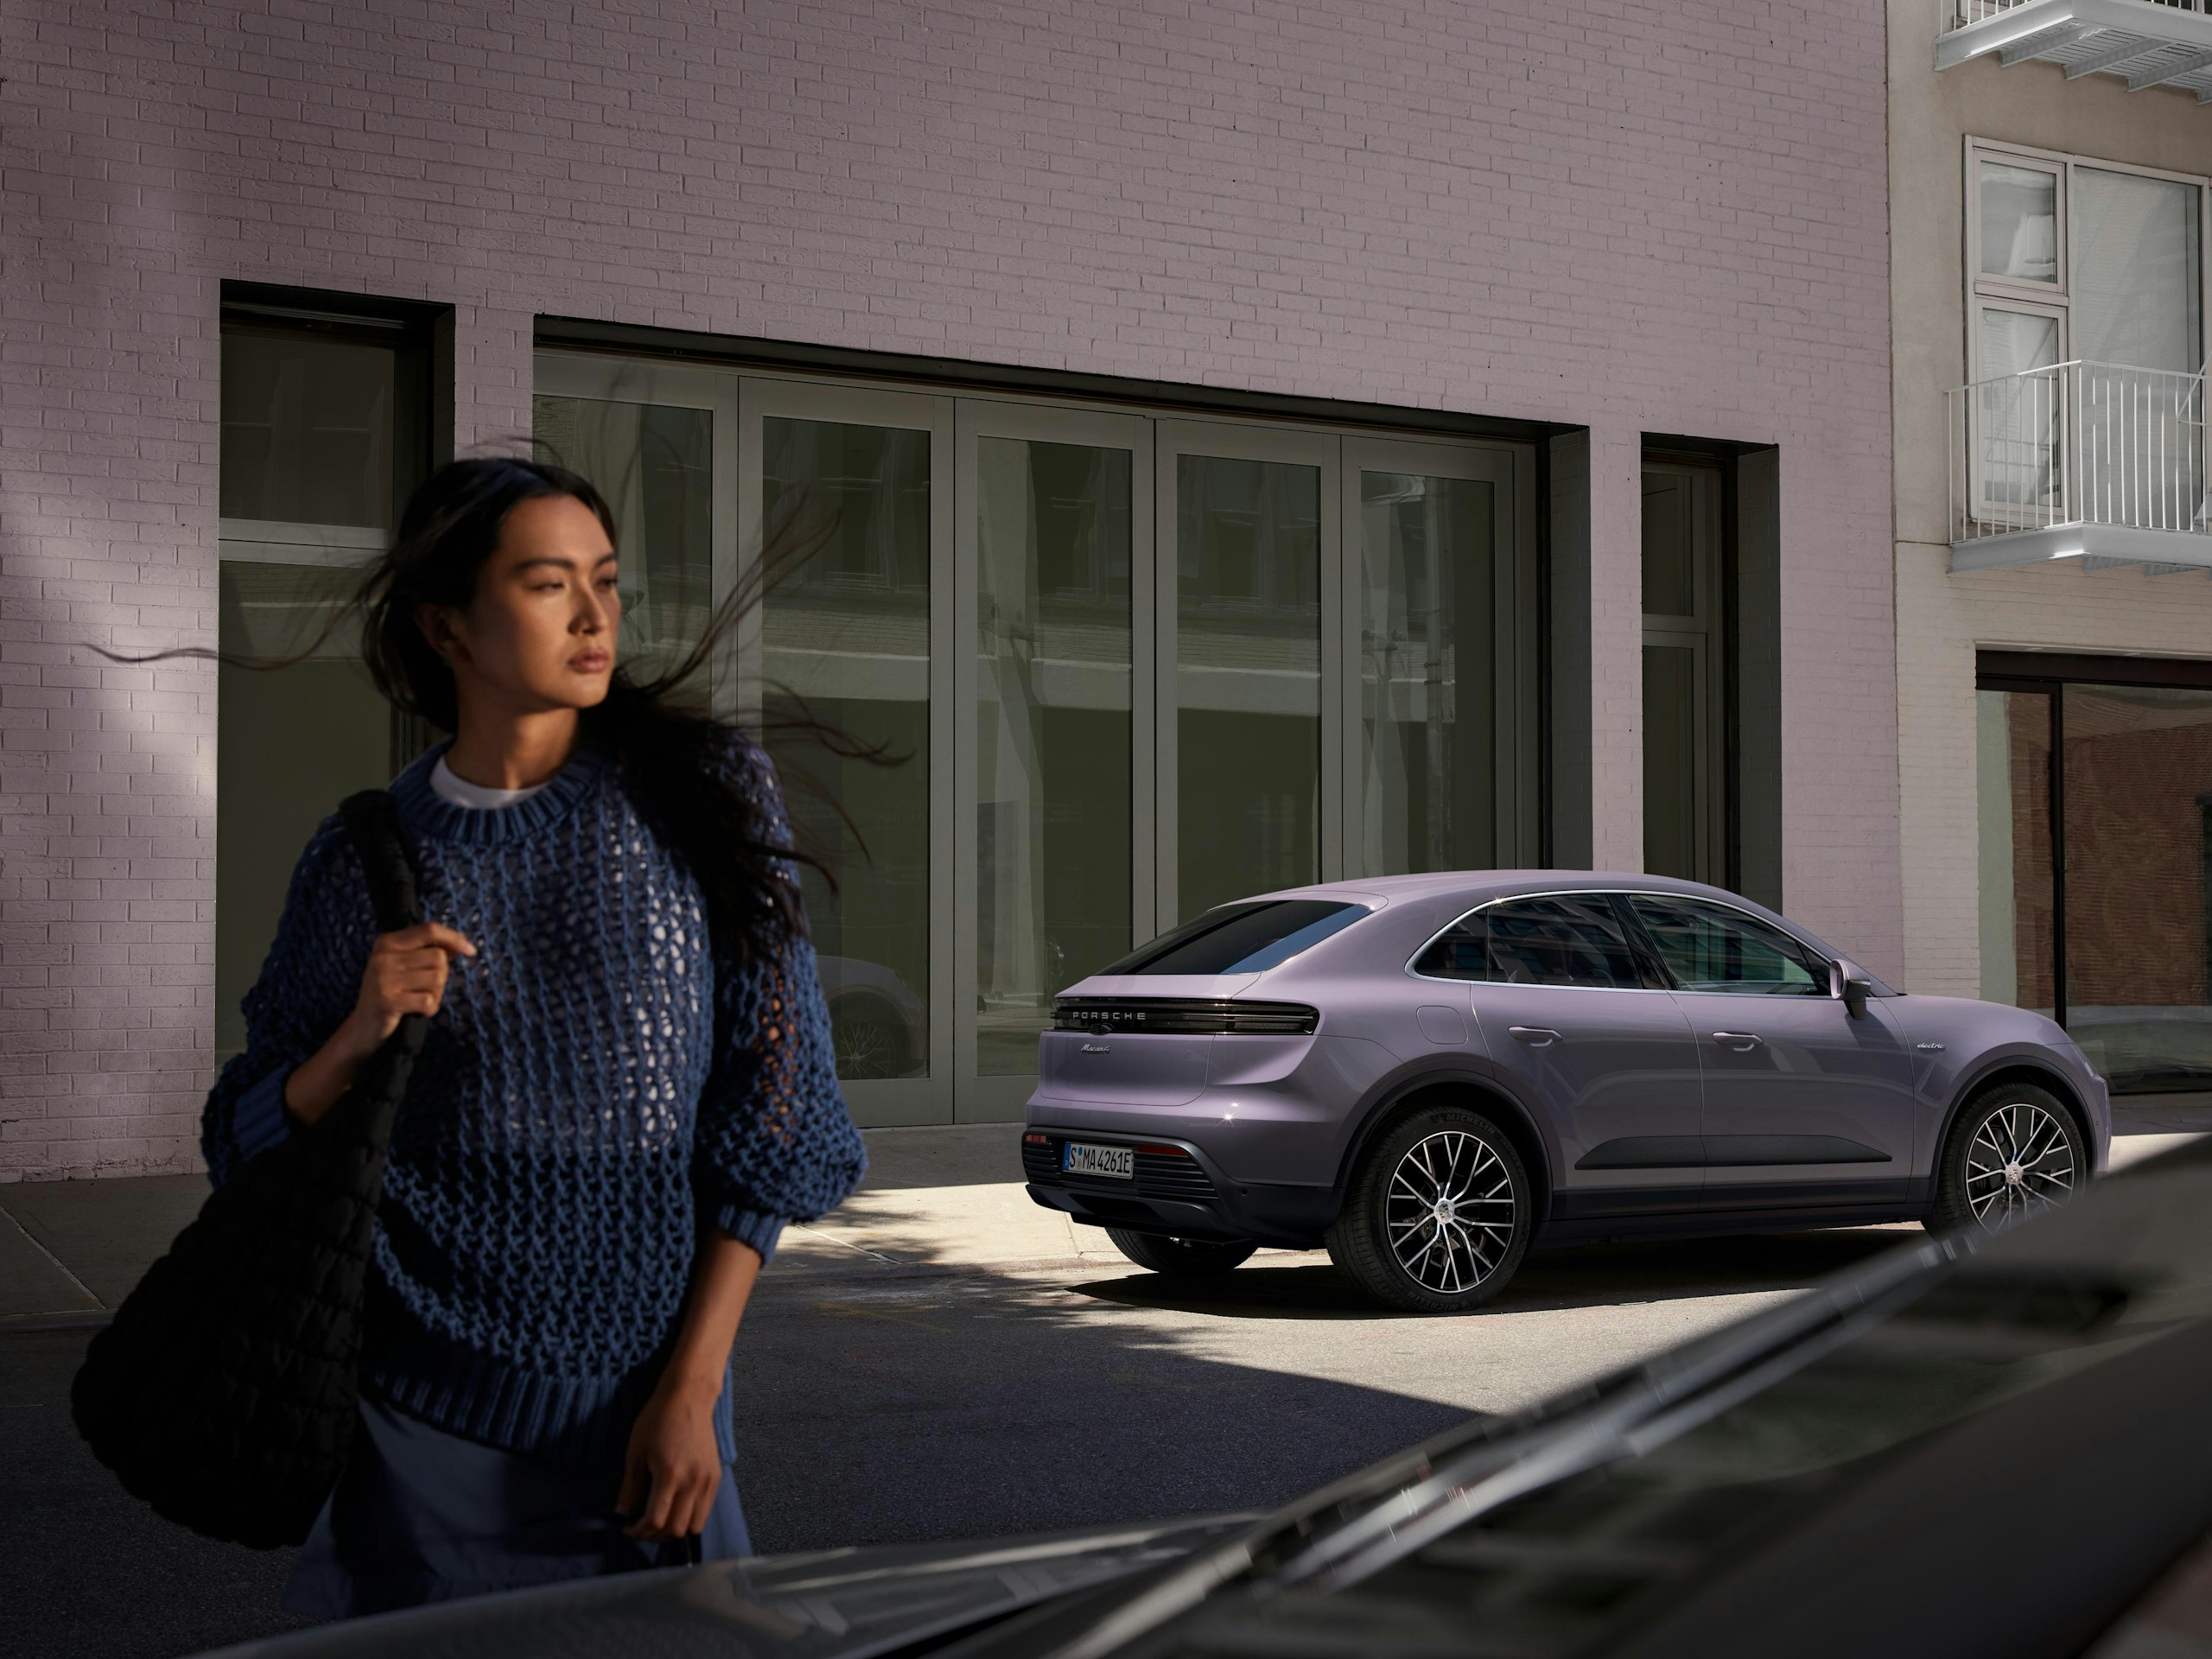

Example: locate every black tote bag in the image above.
[73,789,427,1548]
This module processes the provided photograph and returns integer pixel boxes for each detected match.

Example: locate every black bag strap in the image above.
[336,789,423,934]
[334,788,430,1065]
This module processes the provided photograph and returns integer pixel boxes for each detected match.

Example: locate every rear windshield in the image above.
[1100,900,1368,976]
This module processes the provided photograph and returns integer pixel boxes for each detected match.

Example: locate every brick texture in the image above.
[1,0,1897,1177]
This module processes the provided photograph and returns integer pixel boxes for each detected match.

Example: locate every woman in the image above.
[200,457,867,1616]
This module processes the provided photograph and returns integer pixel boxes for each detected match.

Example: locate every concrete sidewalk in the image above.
[5,1103,2208,1331]
[0,1123,1095,1328]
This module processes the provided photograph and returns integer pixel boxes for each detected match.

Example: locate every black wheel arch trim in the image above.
[1933,1049,2097,1175]
[1331,1060,1560,1225]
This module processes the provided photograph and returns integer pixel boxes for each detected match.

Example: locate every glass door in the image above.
[533,354,737,687]
[1341,436,1531,877]
[739,378,955,1127]
[957,402,1151,1117]
[1155,422,1340,929]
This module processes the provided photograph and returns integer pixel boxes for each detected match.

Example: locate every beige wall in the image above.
[1891,0,2212,995]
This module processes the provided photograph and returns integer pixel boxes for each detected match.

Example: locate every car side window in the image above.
[1625,894,1828,996]
[1414,912,1493,981]
[1417,896,1645,988]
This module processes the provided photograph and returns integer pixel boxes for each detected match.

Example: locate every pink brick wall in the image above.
[0,0,1897,1178]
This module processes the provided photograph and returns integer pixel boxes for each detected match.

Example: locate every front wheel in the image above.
[1326,1105,1531,1313]
[1104,1229,1257,1276]
[1929,1083,2086,1236]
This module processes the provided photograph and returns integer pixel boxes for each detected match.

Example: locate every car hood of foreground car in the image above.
[200,1515,1255,1659]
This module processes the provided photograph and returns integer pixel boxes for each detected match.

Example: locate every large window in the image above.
[217,295,441,1063]
[1642,457,1727,884]
[1978,655,2212,1094]
[1969,142,2204,378]
[1966,142,2208,523]
[535,350,1540,1122]
[1352,439,1522,877]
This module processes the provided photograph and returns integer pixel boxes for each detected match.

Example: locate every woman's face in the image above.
[424,493,622,718]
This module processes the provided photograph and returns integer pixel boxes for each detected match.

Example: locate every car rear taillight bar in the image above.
[1052,998,1319,1036]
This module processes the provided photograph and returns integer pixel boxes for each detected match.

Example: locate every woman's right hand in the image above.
[338,923,478,1058]
[283,924,476,1125]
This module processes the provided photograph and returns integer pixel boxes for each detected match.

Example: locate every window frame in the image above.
[1976,651,2212,1039]
[1965,137,2212,386]
[1639,456,1728,886]
[1407,887,1840,998]
[1966,295,2070,524]
[535,344,1541,1126]
[1617,890,1834,999]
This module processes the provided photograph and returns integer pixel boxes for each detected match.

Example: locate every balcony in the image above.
[1938,0,2212,100]
[1948,359,2212,572]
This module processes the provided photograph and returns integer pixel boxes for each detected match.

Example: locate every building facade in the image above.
[2,1,1897,1173]
[1901,0,2212,1096]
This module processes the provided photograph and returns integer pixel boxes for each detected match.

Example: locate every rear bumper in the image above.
[1020,1128,1337,1249]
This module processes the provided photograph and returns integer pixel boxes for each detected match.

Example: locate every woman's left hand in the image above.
[619,1380,722,1541]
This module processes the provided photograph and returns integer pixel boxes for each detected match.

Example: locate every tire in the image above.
[830,995,910,1080]
[1929,1082,2087,1236]
[1104,1229,1257,1276]
[1326,1104,1532,1313]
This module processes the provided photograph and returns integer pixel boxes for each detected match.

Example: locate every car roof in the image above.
[1236,870,1761,907]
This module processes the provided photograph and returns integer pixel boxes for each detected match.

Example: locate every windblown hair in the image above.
[363,456,851,959]
[115,455,866,963]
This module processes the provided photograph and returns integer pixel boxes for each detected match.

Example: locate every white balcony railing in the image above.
[1951,0,2207,23]
[1948,359,2212,566]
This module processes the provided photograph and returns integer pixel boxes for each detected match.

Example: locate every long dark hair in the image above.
[373,456,861,958]
[118,456,867,962]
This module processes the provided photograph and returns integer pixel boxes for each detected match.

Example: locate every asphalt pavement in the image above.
[4,1104,2205,1658]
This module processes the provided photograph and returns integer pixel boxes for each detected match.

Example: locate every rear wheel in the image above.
[1327,1104,1531,1313]
[1930,1083,2085,1236]
[1104,1229,1257,1276]
[830,995,908,1080]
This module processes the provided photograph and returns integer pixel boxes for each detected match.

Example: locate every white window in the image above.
[1967,140,2207,380]
[1966,141,2211,529]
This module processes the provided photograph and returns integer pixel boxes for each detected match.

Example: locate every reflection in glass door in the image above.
[1641,460,1726,883]
[759,413,938,1086]
[1166,433,1331,923]
[965,411,1144,1084]
[1350,441,1519,875]
[533,393,717,681]
[531,350,1543,1124]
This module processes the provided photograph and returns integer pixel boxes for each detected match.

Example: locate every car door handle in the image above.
[1712,1031,1765,1051]
[1509,1026,1563,1046]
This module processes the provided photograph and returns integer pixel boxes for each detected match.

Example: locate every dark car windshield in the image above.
[1099,900,1367,976]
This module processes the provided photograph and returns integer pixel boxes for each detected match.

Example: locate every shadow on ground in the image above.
[1071,1228,1914,1319]
[2,1155,1923,1659]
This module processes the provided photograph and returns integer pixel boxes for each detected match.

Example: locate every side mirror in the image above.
[1829,958,1871,1020]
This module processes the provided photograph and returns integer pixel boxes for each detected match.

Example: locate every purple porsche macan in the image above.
[1022,874,2111,1313]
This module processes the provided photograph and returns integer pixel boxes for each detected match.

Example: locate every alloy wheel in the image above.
[1964,1100,2076,1229]
[833,1009,902,1079]
[1384,1129,1518,1294]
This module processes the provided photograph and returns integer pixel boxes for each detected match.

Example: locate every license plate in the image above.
[1062,1141,1135,1179]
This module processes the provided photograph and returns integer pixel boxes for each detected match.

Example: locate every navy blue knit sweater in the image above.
[200,732,867,1468]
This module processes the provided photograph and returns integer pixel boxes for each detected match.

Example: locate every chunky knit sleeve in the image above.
[200,814,377,1187]
[690,736,868,1262]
